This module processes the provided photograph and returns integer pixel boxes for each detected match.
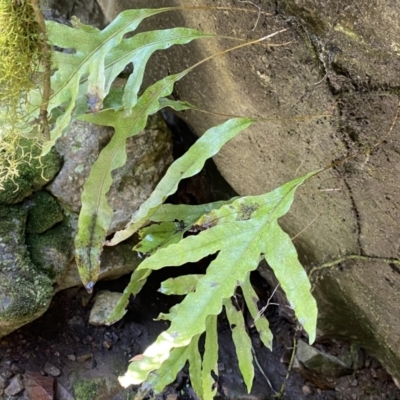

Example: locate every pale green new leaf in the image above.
[224,299,254,392]
[118,172,318,388]
[109,118,254,246]
[241,275,273,349]
[159,275,204,295]
[140,346,189,395]
[202,314,218,400]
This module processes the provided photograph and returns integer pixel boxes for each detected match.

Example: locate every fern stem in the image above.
[29,0,51,141]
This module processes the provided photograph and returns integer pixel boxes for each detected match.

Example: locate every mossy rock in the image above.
[26,190,64,234]
[27,223,74,282]
[0,204,53,337]
[0,138,61,205]
[73,376,124,400]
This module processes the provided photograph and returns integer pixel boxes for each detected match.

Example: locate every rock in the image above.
[24,371,54,400]
[72,376,123,400]
[4,374,24,396]
[47,113,173,233]
[0,138,61,205]
[27,224,74,284]
[0,106,171,337]
[43,362,61,377]
[0,205,53,338]
[89,291,123,325]
[56,382,74,400]
[94,0,400,386]
[76,353,93,364]
[25,191,64,234]
[295,340,352,382]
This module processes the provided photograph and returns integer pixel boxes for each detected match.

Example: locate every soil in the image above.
[0,268,399,400]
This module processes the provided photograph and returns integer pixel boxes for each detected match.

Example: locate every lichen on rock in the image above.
[0,138,61,205]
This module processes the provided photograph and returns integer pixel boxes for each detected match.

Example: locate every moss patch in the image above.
[73,380,99,400]
[26,190,64,233]
[27,224,73,280]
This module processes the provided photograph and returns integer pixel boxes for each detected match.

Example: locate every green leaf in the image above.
[159,275,204,295]
[134,222,184,254]
[187,335,203,399]
[224,299,254,392]
[27,9,212,152]
[118,172,318,389]
[109,118,254,246]
[202,314,218,400]
[105,267,150,325]
[150,200,237,224]
[141,346,190,395]
[264,222,316,341]
[241,275,273,349]
[74,71,195,290]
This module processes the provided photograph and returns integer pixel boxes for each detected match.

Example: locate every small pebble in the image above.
[77,353,93,364]
[351,379,358,387]
[4,375,24,396]
[0,375,7,389]
[44,362,61,377]
[10,363,23,374]
[302,385,312,395]
[67,354,76,361]
[103,340,113,350]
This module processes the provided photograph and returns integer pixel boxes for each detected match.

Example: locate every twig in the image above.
[239,0,262,31]
[252,347,277,393]
[256,284,280,320]
[290,196,330,241]
[277,336,298,397]
[308,254,400,282]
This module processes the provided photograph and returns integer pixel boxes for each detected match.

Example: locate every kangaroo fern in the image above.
[117,171,318,391]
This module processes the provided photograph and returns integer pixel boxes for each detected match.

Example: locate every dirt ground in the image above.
[0,268,399,400]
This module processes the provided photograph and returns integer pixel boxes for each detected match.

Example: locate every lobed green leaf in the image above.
[118,172,318,388]
[224,299,254,392]
[109,118,254,245]
[241,275,273,349]
[202,315,219,400]
[159,275,204,295]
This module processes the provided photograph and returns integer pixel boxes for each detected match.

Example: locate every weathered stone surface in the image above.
[294,339,352,389]
[1,104,171,337]
[0,205,53,338]
[26,191,64,234]
[89,291,123,325]
[96,0,400,385]
[48,113,172,233]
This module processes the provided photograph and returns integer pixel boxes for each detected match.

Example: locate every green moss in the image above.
[73,380,99,400]
[0,274,53,321]
[27,224,73,280]
[0,138,61,205]
[0,204,53,324]
[26,190,64,234]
